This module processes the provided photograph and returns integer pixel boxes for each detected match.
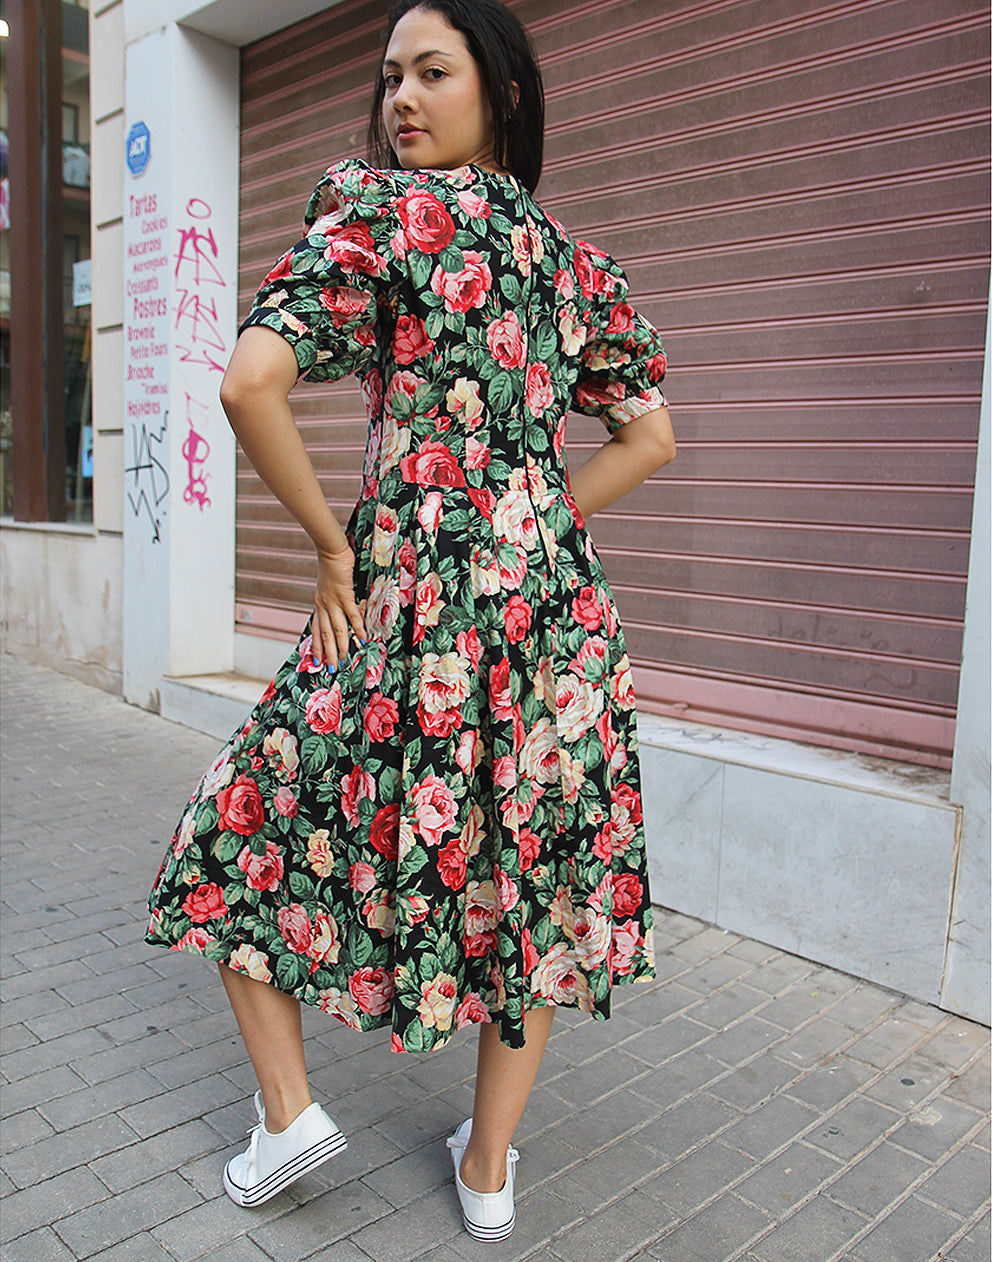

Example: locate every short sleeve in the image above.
[570,244,668,435]
[238,159,399,382]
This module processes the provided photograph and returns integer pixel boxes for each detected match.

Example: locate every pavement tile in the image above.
[2,1028,115,1083]
[646,1191,772,1261]
[851,1194,964,1262]
[0,1108,57,1154]
[628,1050,725,1110]
[862,1052,954,1112]
[0,1227,77,1261]
[699,1018,785,1067]
[53,1171,203,1257]
[807,1097,901,1160]
[189,1239,276,1262]
[544,1050,647,1105]
[826,1140,931,1215]
[552,1087,671,1155]
[771,1017,854,1069]
[845,1016,931,1069]
[719,1095,820,1161]
[706,1053,801,1110]
[0,1024,40,1054]
[117,1074,244,1139]
[640,1140,755,1215]
[919,1022,991,1072]
[542,1188,674,1261]
[915,1143,991,1218]
[89,1118,226,1194]
[0,1166,111,1245]
[684,985,769,1031]
[785,1055,876,1112]
[149,1193,291,1260]
[25,995,138,1044]
[942,1212,991,1262]
[2,1114,138,1190]
[247,1179,395,1259]
[83,1233,177,1262]
[361,1135,455,1209]
[37,1068,165,1132]
[891,1098,986,1162]
[944,1053,992,1115]
[635,1093,743,1161]
[347,1184,463,1262]
[67,1031,186,1087]
[542,1136,663,1206]
[748,1195,869,1261]
[734,1142,842,1214]
[675,954,754,994]
[623,1017,711,1066]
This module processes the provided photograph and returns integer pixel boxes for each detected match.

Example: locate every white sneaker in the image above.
[223,1098,347,1207]
[447,1117,519,1241]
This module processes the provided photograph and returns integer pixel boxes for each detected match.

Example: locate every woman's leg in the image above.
[218,963,313,1133]
[458,1005,555,1193]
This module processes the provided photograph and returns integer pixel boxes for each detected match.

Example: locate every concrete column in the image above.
[942,290,992,1025]
[122,22,239,708]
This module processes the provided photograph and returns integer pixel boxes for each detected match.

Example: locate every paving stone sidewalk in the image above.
[1,654,989,1262]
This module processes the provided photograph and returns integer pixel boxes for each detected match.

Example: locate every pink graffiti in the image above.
[174,198,227,369]
[182,392,211,510]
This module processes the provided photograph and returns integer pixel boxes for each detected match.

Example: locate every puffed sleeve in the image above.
[570,242,668,435]
[238,159,399,382]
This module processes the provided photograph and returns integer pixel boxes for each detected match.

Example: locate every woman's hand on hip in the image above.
[312,546,367,669]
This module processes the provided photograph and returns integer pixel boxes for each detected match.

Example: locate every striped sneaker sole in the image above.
[224,1129,347,1207]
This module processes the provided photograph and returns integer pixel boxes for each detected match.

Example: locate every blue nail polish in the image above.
[327,662,337,673]
[359,638,367,646]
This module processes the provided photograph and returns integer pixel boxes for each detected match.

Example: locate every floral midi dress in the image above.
[146,159,668,1052]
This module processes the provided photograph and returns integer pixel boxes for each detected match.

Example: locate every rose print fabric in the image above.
[146,160,668,1052]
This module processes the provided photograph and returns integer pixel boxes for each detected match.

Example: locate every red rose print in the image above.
[278,903,312,954]
[606,301,635,335]
[273,787,298,818]
[488,656,513,717]
[486,313,526,369]
[455,992,492,1027]
[430,251,492,313]
[521,926,539,974]
[574,246,595,298]
[349,861,377,893]
[182,882,227,923]
[370,803,400,861]
[393,314,435,363]
[237,840,285,892]
[348,965,395,1014]
[571,585,604,631]
[519,827,541,870]
[438,837,468,890]
[466,487,495,518]
[341,765,374,828]
[646,351,668,381]
[525,362,553,415]
[318,286,371,326]
[304,687,343,735]
[323,221,386,276]
[504,594,532,644]
[262,250,293,285]
[364,692,400,742]
[399,440,466,487]
[612,873,643,917]
[397,188,456,253]
[216,774,264,836]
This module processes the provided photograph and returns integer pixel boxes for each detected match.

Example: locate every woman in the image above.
[146,0,675,1241]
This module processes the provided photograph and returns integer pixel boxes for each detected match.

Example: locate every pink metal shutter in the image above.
[236,0,989,768]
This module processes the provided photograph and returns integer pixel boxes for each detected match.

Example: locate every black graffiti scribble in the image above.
[125,415,170,543]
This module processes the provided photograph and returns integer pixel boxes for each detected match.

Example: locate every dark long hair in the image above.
[367,0,545,193]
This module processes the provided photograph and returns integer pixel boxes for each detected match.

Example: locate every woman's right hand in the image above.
[311,545,368,670]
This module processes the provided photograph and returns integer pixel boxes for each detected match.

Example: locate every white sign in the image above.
[73,258,92,307]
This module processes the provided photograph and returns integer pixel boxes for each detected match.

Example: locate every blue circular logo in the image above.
[126,121,151,176]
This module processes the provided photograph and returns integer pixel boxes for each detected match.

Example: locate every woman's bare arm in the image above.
[219,326,366,669]
[568,405,675,520]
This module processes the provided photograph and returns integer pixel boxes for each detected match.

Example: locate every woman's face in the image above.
[382,7,498,172]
